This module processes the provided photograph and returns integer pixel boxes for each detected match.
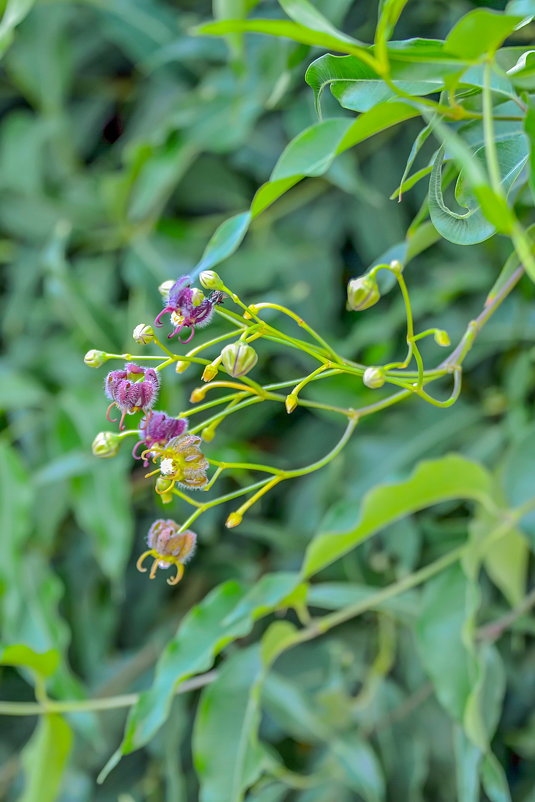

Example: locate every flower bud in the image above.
[159,491,173,505]
[190,387,207,403]
[347,276,380,312]
[221,342,258,378]
[176,360,189,374]
[434,329,451,347]
[389,259,403,274]
[285,393,298,414]
[132,323,154,344]
[158,279,175,299]
[84,349,107,368]
[201,424,216,442]
[363,367,385,389]
[226,511,243,528]
[199,270,225,291]
[92,431,120,458]
[202,363,219,382]
[156,476,173,495]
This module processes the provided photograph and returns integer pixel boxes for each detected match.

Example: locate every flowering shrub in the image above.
[3,1,535,801]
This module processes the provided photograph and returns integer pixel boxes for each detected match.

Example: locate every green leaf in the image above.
[271,118,352,180]
[454,728,481,802]
[484,528,528,606]
[416,564,475,721]
[329,736,385,802]
[0,0,36,57]
[305,54,444,114]
[113,573,300,765]
[302,455,492,577]
[193,646,267,802]
[277,0,365,47]
[445,10,522,61]
[260,621,299,666]
[502,423,535,545]
[194,18,375,63]
[0,644,59,679]
[196,211,252,273]
[428,125,527,244]
[524,103,535,201]
[481,752,512,802]
[506,49,535,90]
[18,714,73,802]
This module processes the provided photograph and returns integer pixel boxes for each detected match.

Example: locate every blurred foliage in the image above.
[2,0,535,800]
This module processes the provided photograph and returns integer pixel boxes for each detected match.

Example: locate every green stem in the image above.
[483,59,502,196]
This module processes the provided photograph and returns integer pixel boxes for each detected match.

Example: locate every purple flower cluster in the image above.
[155,274,225,342]
[133,411,189,465]
[105,362,159,429]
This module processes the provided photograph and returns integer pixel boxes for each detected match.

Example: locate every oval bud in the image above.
[190,387,207,403]
[202,363,219,382]
[363,367,385,389]
[133,323,155,344]
[347,276,380,312]
[221,342,258,378]
[199,270,225,291]
[434,329,451,347]
[285,393,298,414]
[158,279,175,299]
[389,259,403,274]
[201,425,216,442]
[84,349,107,368]
[155,476,173,495]
[226,511,243,528]
[175,360,189,374]
[92,431,120,458]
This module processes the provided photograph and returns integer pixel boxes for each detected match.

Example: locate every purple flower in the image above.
[136,519,197,586]
[154,274,225,342]
[105,362,159,430]
[133,411,188,465]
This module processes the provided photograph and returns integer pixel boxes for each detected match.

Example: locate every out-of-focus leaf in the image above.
[502,423,535,545]
[484,528,529,606]
[112,573,301,768]
[0,0,35,57]
[303,455,491,576]
[0,644,59,678]
[18,714,73,802]
[416,564,474,721]
[444,10,522,61]
[195,18,374,63]
[193,646,267,802]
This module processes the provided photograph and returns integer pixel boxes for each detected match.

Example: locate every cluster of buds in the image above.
[85,266,454,589]
[155,275,225,342]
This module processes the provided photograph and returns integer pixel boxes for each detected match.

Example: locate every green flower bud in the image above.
[285,393,298,414]
[202,363,219,382]
[220,342,258,378]
[389,259,403,274]
[158,279,175,299]
[92,431,121,458]
[434,329,451,347]
[226,511,243,528]
[176,360,189,374]
[199,270,225,291]
[84,349,107,368]
[133,323,155,344]
[363,367,385,389]
[347,275,380,312]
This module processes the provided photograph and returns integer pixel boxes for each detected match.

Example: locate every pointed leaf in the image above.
[303,455,491,577]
